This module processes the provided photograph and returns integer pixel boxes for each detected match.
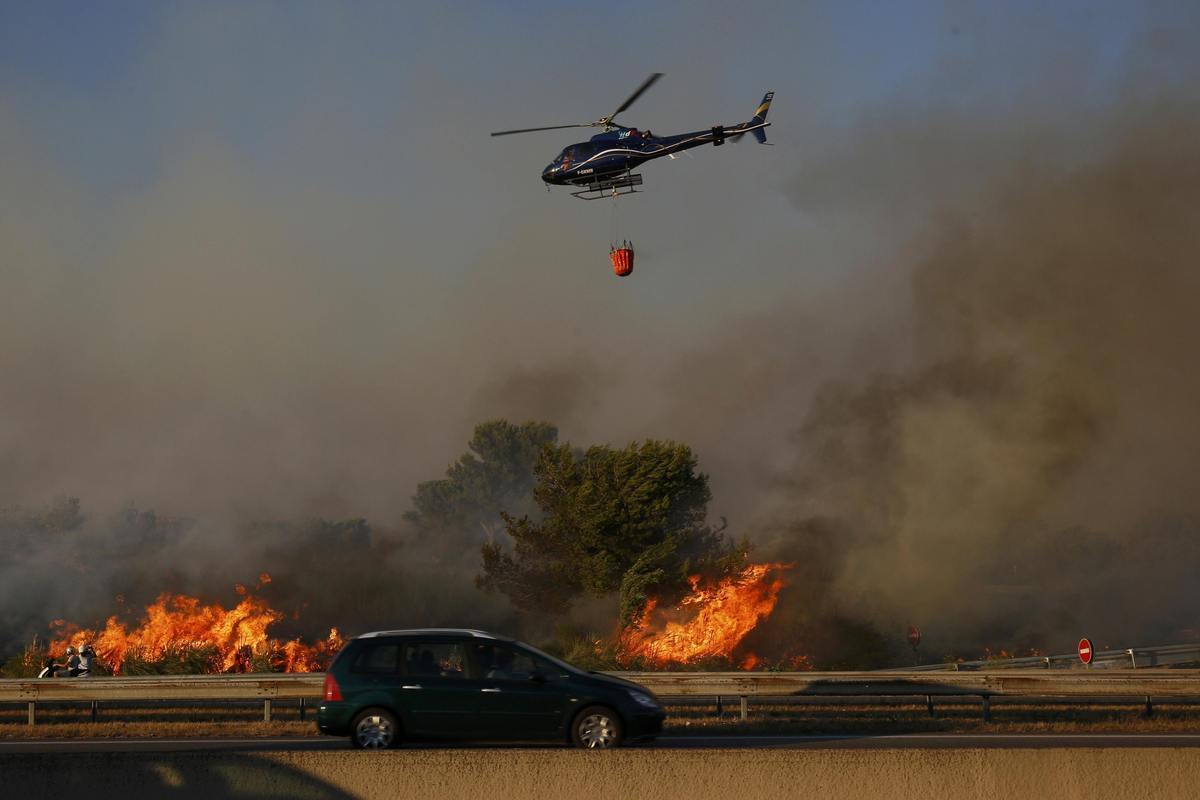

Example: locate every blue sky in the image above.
[1,1,1157,200]
[1,1,1196,518]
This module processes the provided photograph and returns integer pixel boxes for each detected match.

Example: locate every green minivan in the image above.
[317,628,664,749]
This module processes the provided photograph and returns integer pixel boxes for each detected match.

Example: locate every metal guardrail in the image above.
[6,670,1200,724]
[898,643,1200,672]
[0,674,321,703]
[623,670,1200,697]
[625,669,1200,720]
[0,674,322,725]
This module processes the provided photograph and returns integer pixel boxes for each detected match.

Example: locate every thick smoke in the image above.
[0,503,525,660]
[755,103,1200,659]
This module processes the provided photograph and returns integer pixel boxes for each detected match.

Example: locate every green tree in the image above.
[407,420,558,543]
[478,439,744,622]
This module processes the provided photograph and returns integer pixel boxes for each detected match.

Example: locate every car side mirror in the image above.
[529,670,548,684]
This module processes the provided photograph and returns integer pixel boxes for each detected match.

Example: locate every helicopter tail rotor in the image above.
[728,90,775,145]
[749,91,774,144]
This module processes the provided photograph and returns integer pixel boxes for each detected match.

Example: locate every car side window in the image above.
[528,651,567,682]
[403,641,467,679]
[473,643,564,682]
[352,642,401,675]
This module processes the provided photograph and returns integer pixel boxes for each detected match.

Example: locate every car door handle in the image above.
[481,687,501,693]
[401,685,423,690]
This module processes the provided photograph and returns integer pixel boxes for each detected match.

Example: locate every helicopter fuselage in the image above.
[541,120,769,187]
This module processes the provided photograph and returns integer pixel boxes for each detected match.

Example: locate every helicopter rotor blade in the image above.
[492,74,663,136]
[607,72,663,123]
[490,123,593,137]
[490,123,592,137]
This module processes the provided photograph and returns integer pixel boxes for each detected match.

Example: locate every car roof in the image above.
[355,628,506,640]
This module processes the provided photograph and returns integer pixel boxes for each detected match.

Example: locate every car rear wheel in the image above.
[350,708,399,749]
[571,705,623,749]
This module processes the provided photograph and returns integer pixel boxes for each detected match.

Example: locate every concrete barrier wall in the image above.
[4,748,1199,800]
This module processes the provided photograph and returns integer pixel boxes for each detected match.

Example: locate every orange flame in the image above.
[618,562,789,668]
[50,584,344,674]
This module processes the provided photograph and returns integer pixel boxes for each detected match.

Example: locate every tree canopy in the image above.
[407,420,558,543]
[477,439,744,622]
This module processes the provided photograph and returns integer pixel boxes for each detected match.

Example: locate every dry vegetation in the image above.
[0,703,315,740]
[666,702,1200,735]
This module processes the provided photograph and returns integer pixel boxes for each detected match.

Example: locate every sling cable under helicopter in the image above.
[490,73,774,277]
[608,187,634,277]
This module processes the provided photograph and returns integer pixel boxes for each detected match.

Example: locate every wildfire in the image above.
[618,562,789,668]
[50,578,344,674]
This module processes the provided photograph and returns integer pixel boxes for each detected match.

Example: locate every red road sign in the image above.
[1078,638,1094,664]
[907,626,921,649]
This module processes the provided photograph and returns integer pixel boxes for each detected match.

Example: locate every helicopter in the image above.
[491,74,773,199]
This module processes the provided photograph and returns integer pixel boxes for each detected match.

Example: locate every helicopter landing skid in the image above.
[570,173,643,200]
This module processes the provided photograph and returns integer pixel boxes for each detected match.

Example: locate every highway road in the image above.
[7,736,1200,800]
[6,733,1200,753]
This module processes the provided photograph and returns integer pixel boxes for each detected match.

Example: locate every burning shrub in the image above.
[120,644,220,675]
[49,583,344,675]
[618,563,789,668]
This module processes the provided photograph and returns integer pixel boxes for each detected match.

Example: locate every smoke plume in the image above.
[755,101,1200,659]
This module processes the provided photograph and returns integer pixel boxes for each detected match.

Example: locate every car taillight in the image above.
[323,672,343,702]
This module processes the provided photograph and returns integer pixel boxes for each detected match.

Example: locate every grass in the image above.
[1,700,1198,739]
[665,702,1200,735]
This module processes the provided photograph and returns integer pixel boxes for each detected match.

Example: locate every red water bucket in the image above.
[610,246,634,277]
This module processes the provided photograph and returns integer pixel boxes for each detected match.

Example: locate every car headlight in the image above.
[627,690,659,709]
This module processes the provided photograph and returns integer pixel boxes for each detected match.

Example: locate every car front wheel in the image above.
[571,705,623,749]
[350,708,399,750]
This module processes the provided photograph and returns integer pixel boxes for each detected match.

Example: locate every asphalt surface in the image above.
[5,733,1200,753]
